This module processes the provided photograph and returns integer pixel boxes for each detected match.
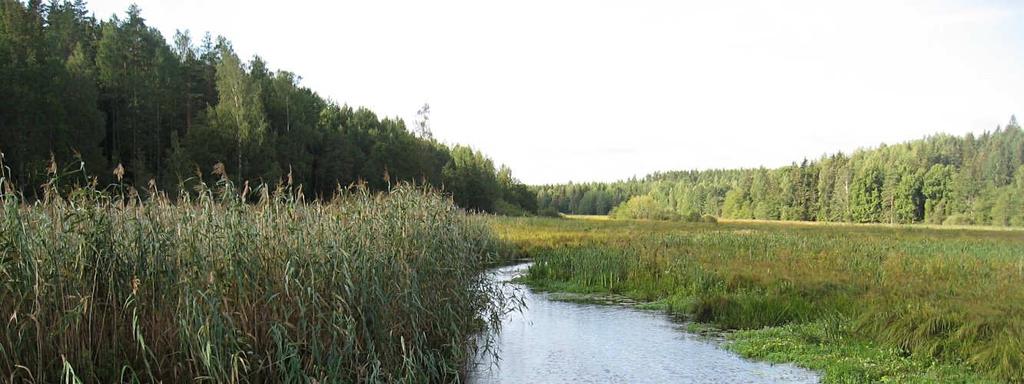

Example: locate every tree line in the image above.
[534,179,648,216]
[537,120,1024,226]
[0,0,536,213]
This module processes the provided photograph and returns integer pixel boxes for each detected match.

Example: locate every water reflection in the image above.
[469,263,818,384]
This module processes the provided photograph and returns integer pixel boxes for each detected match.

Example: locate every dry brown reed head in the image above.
[47,154,57,176]
[113,163,125,182]
[259,184,270,205]
[212,162,227,180]
[127,186,139,204]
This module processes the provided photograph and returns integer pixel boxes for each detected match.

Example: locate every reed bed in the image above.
[494,217,1024,382]
[0,175,515,383]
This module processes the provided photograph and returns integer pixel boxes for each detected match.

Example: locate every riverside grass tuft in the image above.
[494,217,1024,383]
[0,171,517,383]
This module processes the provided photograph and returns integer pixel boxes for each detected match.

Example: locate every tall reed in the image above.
[0,169,514,383]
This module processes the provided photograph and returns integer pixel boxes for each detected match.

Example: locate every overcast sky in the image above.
[86,0,1024,184]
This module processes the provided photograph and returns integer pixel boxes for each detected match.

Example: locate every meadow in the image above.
[0,177,516,383]
[492,216,1024,383]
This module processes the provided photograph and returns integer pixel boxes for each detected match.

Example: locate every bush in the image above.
[700,214,718,224]
[609,195,680,221]
[683,211,702,222]
[538,207,562,218]
[494,198,531,216]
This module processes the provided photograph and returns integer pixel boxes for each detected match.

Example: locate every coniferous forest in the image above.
[537,122,1024,226]
[0,0,537,213]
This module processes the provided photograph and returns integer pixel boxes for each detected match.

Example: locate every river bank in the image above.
[491,216,1013,382]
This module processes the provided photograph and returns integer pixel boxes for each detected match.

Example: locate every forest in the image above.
[6,0,1021,226]
[537,122,1024,226]
[0,0,537,213]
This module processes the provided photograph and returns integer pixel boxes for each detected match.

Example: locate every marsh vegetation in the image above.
[0,174,516,382]
[494,216,1024,382]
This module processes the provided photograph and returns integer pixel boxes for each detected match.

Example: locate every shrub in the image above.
[683,211,702,222]
[494,198,531,216]
[608,195,680,221]
[538,207,562,218]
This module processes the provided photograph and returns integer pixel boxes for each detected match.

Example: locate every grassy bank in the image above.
[492,217,1024,383]
[0,179,514,383]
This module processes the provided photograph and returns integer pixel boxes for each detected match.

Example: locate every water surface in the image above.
[469,263,818,384]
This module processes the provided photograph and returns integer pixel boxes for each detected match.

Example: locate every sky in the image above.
[86,0,1024,185]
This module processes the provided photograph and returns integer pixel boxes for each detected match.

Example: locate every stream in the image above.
[468,263,819,383]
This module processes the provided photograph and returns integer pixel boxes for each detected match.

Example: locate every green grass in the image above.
[728,321,998,383]
[491,216,1024,382]
[0,177,516,383]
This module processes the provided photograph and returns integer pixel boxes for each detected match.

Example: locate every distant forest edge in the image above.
[0,1,537,214]
[5,2,1024,227]
[537,120,1024,227]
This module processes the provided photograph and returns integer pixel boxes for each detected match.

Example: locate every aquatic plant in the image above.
[496,216,1024,382]
[0,168,515,383]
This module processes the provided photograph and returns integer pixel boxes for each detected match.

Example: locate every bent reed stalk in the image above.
[0,166,516,383]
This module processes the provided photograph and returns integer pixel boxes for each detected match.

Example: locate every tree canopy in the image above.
[538,124,1024,227]
[0,0,534,214]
